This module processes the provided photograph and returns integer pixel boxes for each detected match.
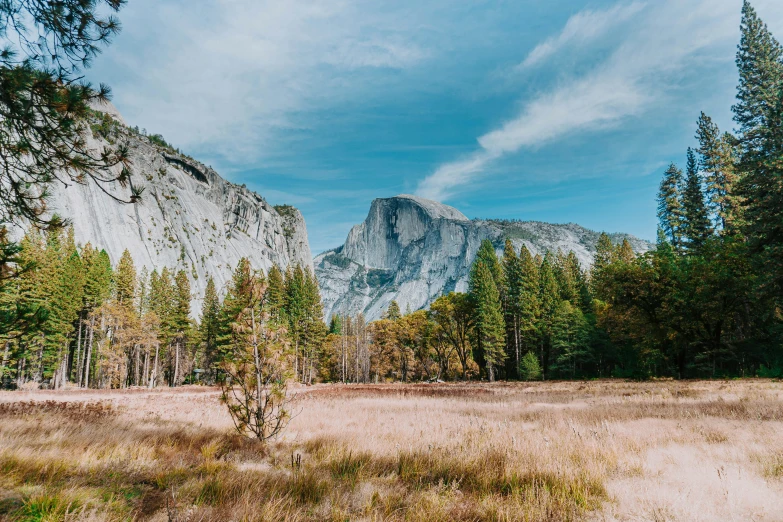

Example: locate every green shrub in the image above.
[519,352,542,381]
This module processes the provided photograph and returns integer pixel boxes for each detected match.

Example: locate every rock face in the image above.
[36,104,313,312]
[315,195,652,321]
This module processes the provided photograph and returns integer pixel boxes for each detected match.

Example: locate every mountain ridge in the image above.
[315,195,653,321]
[9,102,314,313]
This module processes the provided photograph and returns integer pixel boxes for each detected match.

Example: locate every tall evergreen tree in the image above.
[538,253,560,379]
[681,148,712,250]
[384,301,402,321]
[168,270,191,386]
[113,250,136,307]
[657,163,685,250]
[474,239,505,297]
[199,276,221,375]
[518,246,541,367]
[217,258,258,365]
[733,0,783,157]
[471,262,506,381]
[502,239,523,376]
[696,113,742,231]
[266,265,286,324]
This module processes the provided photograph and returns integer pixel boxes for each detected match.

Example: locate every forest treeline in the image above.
[0,227,326,389]
[1,1,782,387]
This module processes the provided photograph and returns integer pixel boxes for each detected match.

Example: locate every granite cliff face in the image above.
[39,103,313,311]
[315,195,652,321]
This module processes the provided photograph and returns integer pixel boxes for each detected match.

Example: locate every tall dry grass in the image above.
[0,380,782,521]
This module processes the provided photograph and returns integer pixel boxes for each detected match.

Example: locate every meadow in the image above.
[0,380,782,521]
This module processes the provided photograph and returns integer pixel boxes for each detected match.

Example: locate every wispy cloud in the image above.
[519,2,646,69]
[416,0,751,202]
[92,0,430,163]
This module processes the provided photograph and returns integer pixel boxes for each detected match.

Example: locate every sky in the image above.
[88,0,783,254]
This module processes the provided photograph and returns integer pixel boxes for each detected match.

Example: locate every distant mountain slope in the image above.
[315,195,653,321]
[11,102,313,311]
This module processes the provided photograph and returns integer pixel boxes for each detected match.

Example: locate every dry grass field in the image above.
[1,380,782,521]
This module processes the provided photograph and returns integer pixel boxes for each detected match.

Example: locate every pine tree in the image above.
[266,265,286,324]
[616,240,636,264]
[554,250,581,306]
[114,250,137,308]
[199,276,221,376]
[471,261,506,381]
[78,246,111,387]
[170,270,191,385]
[0,1,133,231]
[217,259,256,360]
[151,268,175,343]
[696,113,742,231]
[538,253,560,379]
[301,268,326,384]
[517,246,541,360]
[733,0,783,157]
[474,239,505,296]
[681,148,712,250]
[733,2,783,305]
[502,239,523,376]
[329,314,342,335]
[384,301,402,321]
[60,230,85,386]
[657,163,685,250]
[742,87,783,303]
[285,265,307,381]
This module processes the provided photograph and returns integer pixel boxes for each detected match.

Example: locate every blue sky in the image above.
[88,0,783,254]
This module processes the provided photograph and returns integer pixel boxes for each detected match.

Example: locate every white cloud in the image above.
[92,0,429,162]
[519,1,646,69]
[416,151,496,201]
[416,0,774,202]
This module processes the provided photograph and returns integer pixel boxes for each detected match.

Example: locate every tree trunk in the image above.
[174,339,180,387]
[149,342,160,389]
[133,344,140,386]
[0,341,10,381]
[514,315,520,379]
[84,317,95,388]
[34,334,45,384]
[294,338,299,383]
[143,345,149,386]
[17,357,26,388]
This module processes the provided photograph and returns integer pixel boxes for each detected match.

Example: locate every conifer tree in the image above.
[474,239,505,296]
[517,246,541,361]
[151,268,175,343]
[616,240,636,264]
[199,276,221,376]
[471,261,506,381]
[384,301,402,321]
[733,2,783,304]
[554,250,582,306]
[502,239,523,376]
[0,0,133,231]
[266,265,286,324]
[329,314,342,335]
[696,113,742,231]
[114,250,137,307]
[218,259,256,364]
[657,163,685,250]
[681,148,712,250]
[78,246,111,387]
[733,0,783,157]
[538,253,560,379]
[170,270,191,385]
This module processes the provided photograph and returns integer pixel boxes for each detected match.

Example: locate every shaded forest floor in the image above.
[1,380,782,521]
